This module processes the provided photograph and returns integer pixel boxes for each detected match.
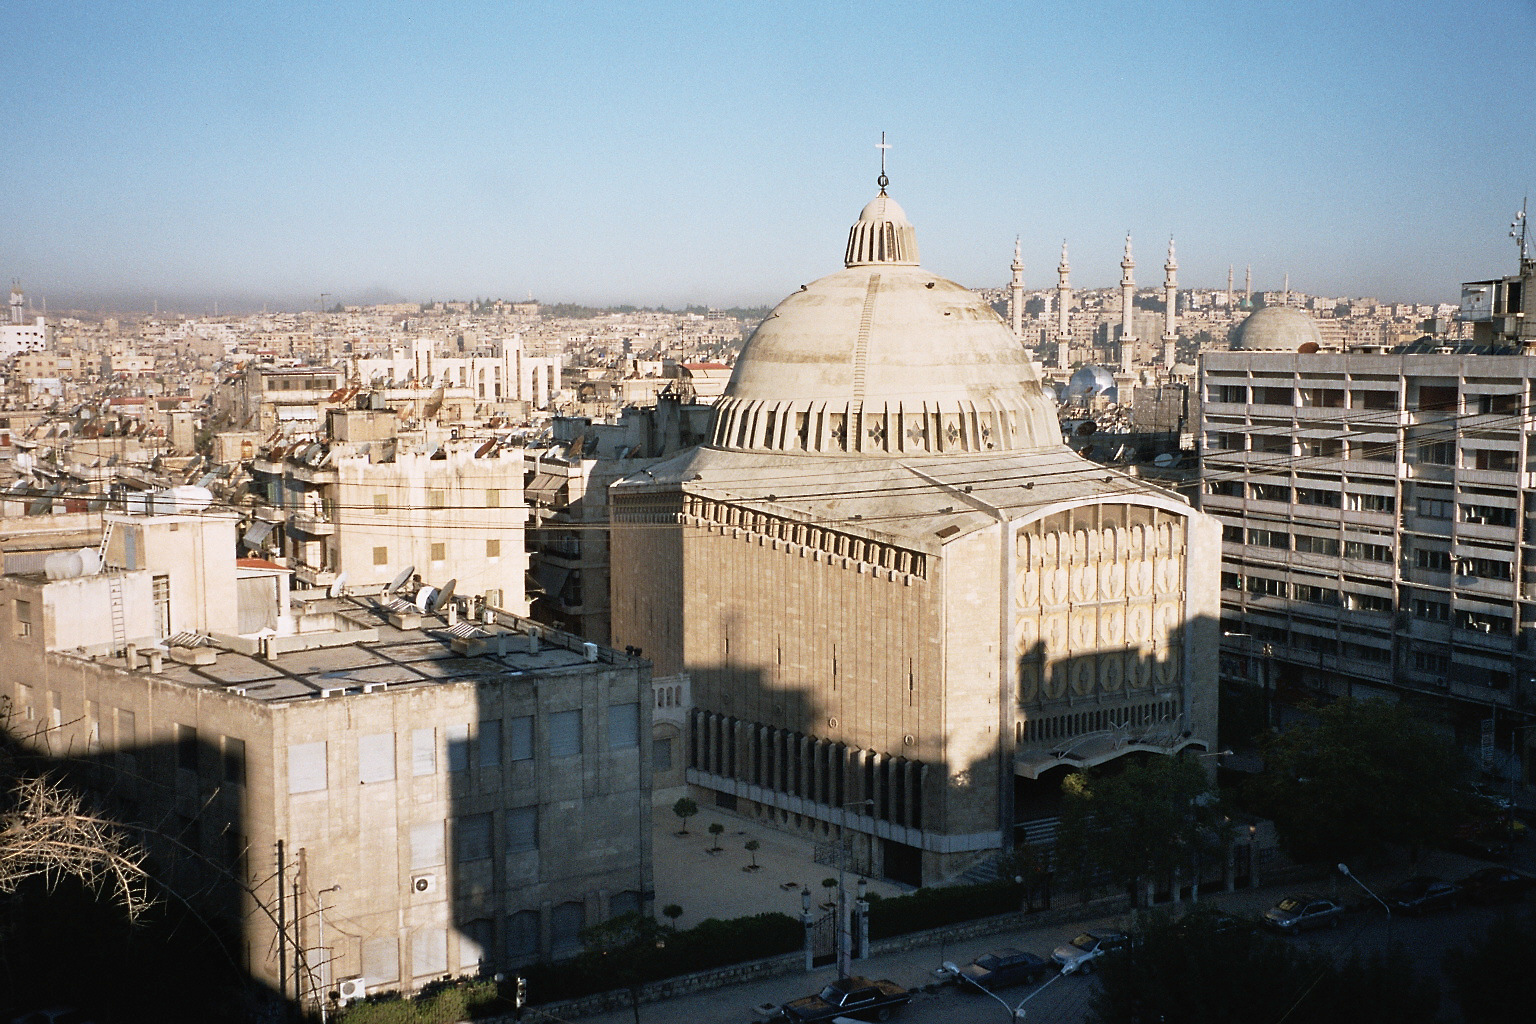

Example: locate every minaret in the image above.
[1226,265,1234,311]
[1244,265,1252,308]
[1119,234,1137,374]
[1009,236,1025,340]
[1282,272,1290,306]
[1055,240,1072,370]
[9,280,23,326]
[1162,238,1178,370]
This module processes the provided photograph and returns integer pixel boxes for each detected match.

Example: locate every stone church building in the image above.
[610,186,1220,885]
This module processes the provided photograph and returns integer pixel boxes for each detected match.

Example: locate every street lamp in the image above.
[837,798,874,979]
[317,884,341,1024]
[939,963,1067,1021]
[1223,631,1274,730]
[1337,862,1391,948]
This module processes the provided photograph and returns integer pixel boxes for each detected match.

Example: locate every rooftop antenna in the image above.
[876,131,890,192]
[1511,197,1528,262]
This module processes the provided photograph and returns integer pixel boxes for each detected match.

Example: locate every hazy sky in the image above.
[4,0,1534,311]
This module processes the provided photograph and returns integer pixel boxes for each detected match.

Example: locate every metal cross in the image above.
[876,132,890,189]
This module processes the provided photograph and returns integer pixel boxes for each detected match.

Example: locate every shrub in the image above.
[866,879,1028,940]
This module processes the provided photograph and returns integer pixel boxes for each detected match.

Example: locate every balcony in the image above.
[293,565,337,587]
[290,510,336,536]
[253,505,287,524]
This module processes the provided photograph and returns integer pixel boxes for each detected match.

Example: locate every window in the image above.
[456,813,493,862]
[1256,386,1292,405]
[1294,535,1340,556]
[1417,385,1458,411]
[428,489,446,509]
[1214,384,1248,403]
[412,728,436,776]
[1417,497,1453,520]
[1206,479,1242,498]
[1246,576,1287,598]
[478,720,501,768]
[1459,556,1512,581]
[1212,432,1245,452]
[410,821,445,869]
[551,903,586,954]
[508,716,534,761]
[1249,483,1290,502]
[459,918,494,972]
[176,724,198,771]
[486,538,501,559]
[1351,593,1393,613]
[1344,541,1392,562]
[1255,435,1292,454]
[1415,549,1452,572]
[1412,599,1450,622]
[373,546,389,566]
[1220,571,1244,591]
[446,724,470,772]
[430,542,446,562]
[1353,389,1397,410]
[359,732,396,784]
[1301,439,1342,458]
[1222,524,1244,543]
[608,703,639,749]
[506,806,538,852]
[14,599,31,638]
[1417,441,1454,465]
[507,910,540,961]
[1413,651,1451,674]
[1347,493,1394,513]
[288,741,328,794]
[1457,609,1512,635]
[362,936,400,985]
[1461,504,1515,527]
[373,494,389,515]
[1295,584,1340,606]
[222,736,245,784]
[550,710,582,757]
[1296,488,1342,509]
[653,736,674,771]
[485,489,501,508]
[1246,528,1288,549]
[1477,393,1521,414]
[1474,449,1519,472]
[412,928,448,978]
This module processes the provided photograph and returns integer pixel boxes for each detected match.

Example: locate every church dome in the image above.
[1230,305,1324,352]
[710,191,1061,456]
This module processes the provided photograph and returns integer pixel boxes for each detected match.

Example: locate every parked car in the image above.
[942,947,1050,991]
[1448,821,1514,861]
[779,976,912,1022]
[1457,866,1536,905]
[1382,876,1458,915]
[1262,895,1344,933]
[1051,931,1133,975]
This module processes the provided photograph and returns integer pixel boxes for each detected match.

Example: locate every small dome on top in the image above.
[845,190,919,267]
[1230,306,1324,351]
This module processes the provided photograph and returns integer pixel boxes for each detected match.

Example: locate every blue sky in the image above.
[3,0,1533,311]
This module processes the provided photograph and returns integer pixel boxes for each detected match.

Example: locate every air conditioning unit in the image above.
[411,873,437,895]
[337,977,367,1006]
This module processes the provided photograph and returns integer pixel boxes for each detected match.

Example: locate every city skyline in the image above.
[3,0,1533,312]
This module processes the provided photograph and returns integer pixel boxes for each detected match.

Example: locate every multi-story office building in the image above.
[1200,342,1536,777]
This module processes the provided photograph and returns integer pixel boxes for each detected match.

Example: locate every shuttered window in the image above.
[607,703,639,749]
[412,728,436,776]
[549,710,582,758]
[456,812,493,861]
[478,720,501,768]
[506,910,539,961]
[506,806,538,852]
[446,723,470,772]
[359,732,395,784]
[410,821,445,869]
[508,716,533,761]
[362,936,399,984]
[288,741,327,794]
[412,927,448,977]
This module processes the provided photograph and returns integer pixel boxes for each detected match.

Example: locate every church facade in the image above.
[609,187,1221,884]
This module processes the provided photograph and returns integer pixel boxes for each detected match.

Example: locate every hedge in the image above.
[865,879,1029,940]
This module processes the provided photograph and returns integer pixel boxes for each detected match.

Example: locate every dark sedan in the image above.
[950,948,1050,991]
[1383,876,1458,915]
[1457,866,1536,905]
[1262,895,1344,933]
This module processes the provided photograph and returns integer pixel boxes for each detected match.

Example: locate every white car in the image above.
[1051,931,1132,975]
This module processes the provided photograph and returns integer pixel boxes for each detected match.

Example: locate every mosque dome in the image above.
[1063,365,1118,404]
[1229,305,1324,352]
[710,190,1061,456]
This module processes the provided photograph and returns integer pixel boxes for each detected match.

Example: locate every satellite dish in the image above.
[428,578,457,614]
[1154,452,1176,468]
[386,565,415,595]
[328,572,349,598]
[415,586,437,612]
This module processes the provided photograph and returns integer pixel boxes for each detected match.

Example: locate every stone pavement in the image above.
[547,829,1496,1024]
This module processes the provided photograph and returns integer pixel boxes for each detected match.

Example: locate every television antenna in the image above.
[1511,197,1528,262]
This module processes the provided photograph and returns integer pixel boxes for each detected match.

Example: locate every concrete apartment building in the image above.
[610,187,1221,886]
[1,510,651,1009]
[247,407,531,612]
[1200,344,1536,778]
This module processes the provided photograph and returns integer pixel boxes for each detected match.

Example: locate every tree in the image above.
[1248,698,1468,865]
[743,838,760,871]
[1055,754,1225,905]
[707,822,724,852]
[1090,907,1437,1024]
[1443,909,1536,1024]
[661,903,683,926]
[671,797,699,835]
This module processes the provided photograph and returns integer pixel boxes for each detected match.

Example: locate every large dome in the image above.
[1230,305,1324,352]
[711,191,1061,456]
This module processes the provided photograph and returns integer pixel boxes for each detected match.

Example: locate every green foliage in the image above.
[661,903,683,922]
[1247,698,1469,864]
[1055,755,1225,902]
[671,796,699,832]
[1443,910,1536,1024]
[865,878,1028,940]
[707,821,725,850]
[338,978,502,1024]
[1090,907,1437,1024]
